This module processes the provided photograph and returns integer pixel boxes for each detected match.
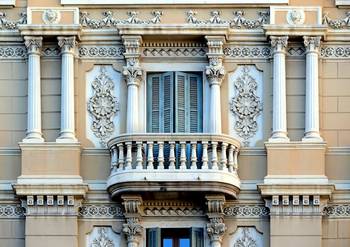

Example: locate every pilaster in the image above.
[206,194,226,247]
[205,36,225,134]
[269,36,289,142]
[122,35,143,134]
[122,195,143,247]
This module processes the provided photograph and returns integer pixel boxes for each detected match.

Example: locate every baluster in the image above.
[158,142,164,170]
[191,142,197,170]
[228,144,234,173]
[169,142,176,170]
[202,142,209,170]
[220,142,228,171]
[180,142,187,169]
[211,142,218,170]
[125,142,132,170]
[117,143,125,171]
[110,146,118,172]
[147,142,154,170]
[233,147,239,173]
[136,142,143,170]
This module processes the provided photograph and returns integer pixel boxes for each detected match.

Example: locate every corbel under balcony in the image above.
[106,133,241,199]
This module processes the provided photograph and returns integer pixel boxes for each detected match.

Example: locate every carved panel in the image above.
[86,65,124,148]
[230,227,263,247]
[229,65,263,147]
[79,204,124,218]
[87,227,121,247]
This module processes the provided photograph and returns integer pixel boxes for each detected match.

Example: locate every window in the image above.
[147,72,203,133]
[147,228,204,247]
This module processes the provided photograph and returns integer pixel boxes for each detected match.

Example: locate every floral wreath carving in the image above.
[230,66,262,146]
[91,227,114,247]
[233,228,258,247]
[87,66,119,147]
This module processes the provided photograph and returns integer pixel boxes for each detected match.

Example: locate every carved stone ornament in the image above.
[42,9,61,24]
[79,204,124,218]
[286,9,305,25]
[91,227,115,247]
[79,46,125,59]
[24,37,43,54]
[207,217,227,242]
[80,10,162,29]
[230,66,262,146]
[87,66,119,147]
[122,217,143,243]
[323,204,350,217]
[186,10,269,29]
[0,204,24,218]
[323,11,350,29]
[233,228,258,247]
[223,205,270,217]
[0,11,27,30]
[206,58,225,85]
[123,58,143,86]
[303,36,321,51]
[270,36,288,52]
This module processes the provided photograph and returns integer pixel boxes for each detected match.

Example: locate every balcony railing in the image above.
[107,133,241,198]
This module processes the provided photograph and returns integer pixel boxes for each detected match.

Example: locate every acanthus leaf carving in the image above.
[87,66,119,147]
[123,58,143,86]
[122,217,143,243]
[0,11,26,30]
[91,227,115,247]
[206,58,225,85]
[206,217,226,242]
[230,66,262,146]
[233,228,258,247]
[80,10,162,29]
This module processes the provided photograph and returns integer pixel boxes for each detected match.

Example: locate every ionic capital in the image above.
[58,36,77,54]
[24,36,43,55]
[270,36,288,53]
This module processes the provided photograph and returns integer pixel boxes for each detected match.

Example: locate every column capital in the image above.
[122,194,143,247]
[58,36,77,54]
[270,36,288,53]
[24,36,43,55]
[122,35,143,87]
[122,35,142,58]
[206,194,226,246]
[205,58,225,86]
[303,36,321,52]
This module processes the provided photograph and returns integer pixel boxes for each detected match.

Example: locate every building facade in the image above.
[0,0,350,246]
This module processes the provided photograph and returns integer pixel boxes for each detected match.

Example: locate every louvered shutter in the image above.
[175,72,187,133]
[147,228,161,247]
[188,73,203,133]
[162,72,174,133]
[191,227,204,247]
[147,73,162,133]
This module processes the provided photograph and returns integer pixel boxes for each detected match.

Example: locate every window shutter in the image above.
[191,227,204,247]
[162,72,174,133]
[188,73,203,133]
[147,73,162,133]
[147,228,161,247]
[175,72,187,133]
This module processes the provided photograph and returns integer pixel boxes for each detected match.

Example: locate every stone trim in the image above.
[224,204,270,218]
[323,204,350,217]
[79,204,124,218]
[0,11,26,30]
[0,204,24,218]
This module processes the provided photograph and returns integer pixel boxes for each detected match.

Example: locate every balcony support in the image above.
[122,195,143,247]
[206,194,226,247]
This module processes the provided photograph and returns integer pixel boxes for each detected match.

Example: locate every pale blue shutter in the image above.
[147,73,162,133]
[188,73,203,133]
[162,72,174,133]
[191,228,204,247]
[175,72,187,133]
[147,228,161,247]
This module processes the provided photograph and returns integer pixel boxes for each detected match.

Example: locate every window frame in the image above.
[141,63,210,133]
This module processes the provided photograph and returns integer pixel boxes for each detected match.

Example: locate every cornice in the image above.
[263,25,328,37]
[17,24,82,39]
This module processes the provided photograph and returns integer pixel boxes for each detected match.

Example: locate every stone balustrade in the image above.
[107,133,241,198]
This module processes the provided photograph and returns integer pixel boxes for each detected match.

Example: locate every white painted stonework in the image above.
[86,65,124,148]
[62,0,288,4]
[230,227,263,247]
[228,65,263,147]
[86,227,121,247]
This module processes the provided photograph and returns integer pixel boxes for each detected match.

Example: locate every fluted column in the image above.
[206,36,225,134]
[57,36,77,142]
[303,36,323,142]
[122,36,143,133]
[269,36,289,142]
[23,36,44,143]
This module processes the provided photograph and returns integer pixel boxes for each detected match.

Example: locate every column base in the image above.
[56,132,78,143]
[268,132,289,142]
[302,132,323,142]
[22,133,44,143]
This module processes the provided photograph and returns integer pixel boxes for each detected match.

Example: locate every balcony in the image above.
[106,133,241,198]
